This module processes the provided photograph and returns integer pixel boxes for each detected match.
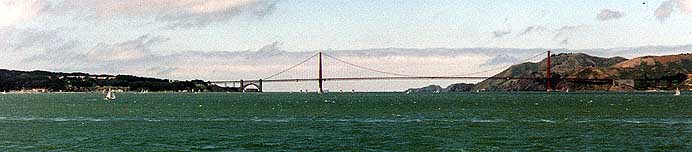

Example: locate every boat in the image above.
[674,88,681,96]
[105,89,116,100]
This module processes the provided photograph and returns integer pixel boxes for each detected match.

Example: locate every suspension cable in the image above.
[264,51,549,80]
[449,51,548,76]
[263,53,319,80]
[322,53,419,77]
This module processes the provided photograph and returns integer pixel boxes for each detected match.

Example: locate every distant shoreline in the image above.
[0,90,687,94]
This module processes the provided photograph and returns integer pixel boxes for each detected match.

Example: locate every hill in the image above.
[405,83,475,93]
[472,53,692,91]
[0,69,228,92]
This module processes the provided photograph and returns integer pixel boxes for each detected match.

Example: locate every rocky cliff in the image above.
[472,53,692,91]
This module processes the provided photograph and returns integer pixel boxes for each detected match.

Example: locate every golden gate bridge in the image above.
[209,50,559,92]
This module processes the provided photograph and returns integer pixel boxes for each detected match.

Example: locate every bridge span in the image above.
[210,51,559,92]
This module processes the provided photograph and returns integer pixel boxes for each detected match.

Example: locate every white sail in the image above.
[105,89,116,100]
[675,88,681,96]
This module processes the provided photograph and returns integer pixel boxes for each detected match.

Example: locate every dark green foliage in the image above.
[446,83,475,92]
[0,69,223,92]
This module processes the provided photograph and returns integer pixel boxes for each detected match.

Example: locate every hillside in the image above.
[405,83,474,93]
[472,53,692,91]
[0,69,227,92]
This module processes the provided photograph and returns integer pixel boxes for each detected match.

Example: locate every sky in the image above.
[1,0,692,91]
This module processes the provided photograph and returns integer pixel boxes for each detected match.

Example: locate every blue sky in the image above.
[2,0,692,91]
[8,0,692,52]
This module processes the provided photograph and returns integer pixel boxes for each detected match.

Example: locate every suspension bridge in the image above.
[209,50,559,93]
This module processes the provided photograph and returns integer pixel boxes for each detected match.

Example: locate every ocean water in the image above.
[0,92,690,151]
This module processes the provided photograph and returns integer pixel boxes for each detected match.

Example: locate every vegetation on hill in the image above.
[406,83,474,93]
[473,53,692,91]
[0,69,228,92]
[408,53,692,92]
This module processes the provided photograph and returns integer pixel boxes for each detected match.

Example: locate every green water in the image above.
[0,92,690,151]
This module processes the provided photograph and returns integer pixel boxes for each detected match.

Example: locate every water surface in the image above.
[0,92,690,151]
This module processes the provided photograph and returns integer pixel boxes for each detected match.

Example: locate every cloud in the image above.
[7,28,59,51]
[85,35,170,61]
[514,25,590,44]
[250,41,287,58]
[17,39,692,91]
[58,0,278,28]
[656,0,677,21]
[552,25,590,41]
[0,27,77,53]
[597,9,624,21]
[147,67,178,78]
[481,54,520,66]
[655,0,692,21]
[559,39,569,45]
[0,0,48,26]
[491,29,512,38]
[682,0,692,13]
[496,25,588,44]
[517,25,548,36]
[22,39,537,80]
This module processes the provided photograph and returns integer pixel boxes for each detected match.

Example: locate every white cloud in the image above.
[553,25,590,41]
[517,26,548,36]
[597,9,624,21]
[491,29,512,38]
[0,27,77,53]
[512,25,590,45]
[15,35,692,91]
[0,0,47,27]
[655,0,692,21]
[679,0,692,13]
[656,0,677,21]
[85,35,169,61]
[59,0,278,28]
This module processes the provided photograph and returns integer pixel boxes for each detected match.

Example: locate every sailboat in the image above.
[674,88,681,96]
[105,89,116,100]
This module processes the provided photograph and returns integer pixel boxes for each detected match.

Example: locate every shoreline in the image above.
[0,90,687,94]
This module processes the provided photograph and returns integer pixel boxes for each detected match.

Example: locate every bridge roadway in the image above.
[208,76,617,84]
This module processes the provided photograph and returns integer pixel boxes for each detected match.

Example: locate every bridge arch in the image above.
[240,79,263,92]
[241,83,262,92]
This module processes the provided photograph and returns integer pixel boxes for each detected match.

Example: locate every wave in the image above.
[0,116,689,124]
[574,118,692,124]
[0,116,507,123]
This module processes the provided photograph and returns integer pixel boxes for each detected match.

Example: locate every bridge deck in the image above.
[209,76,620,83]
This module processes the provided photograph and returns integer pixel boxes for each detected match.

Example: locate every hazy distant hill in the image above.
[473,53,692,91]
[406,83,474,93]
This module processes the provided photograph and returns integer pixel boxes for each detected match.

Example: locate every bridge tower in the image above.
[318,51,324,93]
[546,50,552,92]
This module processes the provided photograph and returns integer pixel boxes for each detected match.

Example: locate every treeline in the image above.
[0,69,229,92]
